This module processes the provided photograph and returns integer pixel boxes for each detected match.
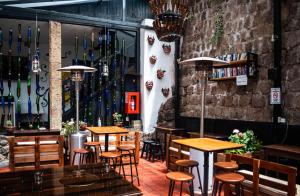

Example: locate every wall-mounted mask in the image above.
[149,55,157,65]
[147,36,155,45]
[145,81,153,91]
[161,88,170,97]
[162,44,171,54]
[157,69,166,79]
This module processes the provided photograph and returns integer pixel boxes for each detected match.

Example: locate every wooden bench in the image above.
[8,135,64,171]
[225,154,298,196]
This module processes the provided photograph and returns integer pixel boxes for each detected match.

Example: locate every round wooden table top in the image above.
[175,159,199,167]
[215,172,244,183]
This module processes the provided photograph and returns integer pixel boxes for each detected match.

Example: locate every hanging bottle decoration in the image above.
[74,35,79,65]
[34,25,41,128]
[16,24,22,128]
[7,28,13,122]
[27,26,32,128]
[112,33,118,113]
[83,32,89,123]
[104,28,111,125]
[98,32,103,124]
[0,28,4,128]
[88,32,95,125]
[120,40,125,113]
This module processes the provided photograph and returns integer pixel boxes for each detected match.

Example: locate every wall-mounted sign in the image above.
[236,75,248,86]
[270,88,281,104]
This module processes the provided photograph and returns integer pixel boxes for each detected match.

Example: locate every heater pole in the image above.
[200,71,207,138]
[75,80,80,132]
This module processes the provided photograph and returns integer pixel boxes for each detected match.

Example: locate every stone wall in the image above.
[178,0,299,125]
[281,0,300,125]
[157,96,175,128]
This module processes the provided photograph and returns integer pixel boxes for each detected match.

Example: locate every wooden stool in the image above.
[214,161,238,172]
[84,141,102,163]
[117,145,140,186]
[166,171,194,196]
[212,172,244,196]
[72,148,91,165]
[149,142,164,162]
[100,151,124,172]
[175,159,202,192]
[141,140,154,159]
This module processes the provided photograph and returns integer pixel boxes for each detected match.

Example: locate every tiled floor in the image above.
[123,158,190,196]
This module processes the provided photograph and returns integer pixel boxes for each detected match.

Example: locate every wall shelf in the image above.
[209,52,258,82]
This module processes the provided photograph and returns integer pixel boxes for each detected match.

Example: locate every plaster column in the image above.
[49,21,62,130]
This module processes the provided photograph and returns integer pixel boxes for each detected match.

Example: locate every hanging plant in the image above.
[209,10,224,45]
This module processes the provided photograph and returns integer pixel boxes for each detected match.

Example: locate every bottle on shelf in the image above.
[97,117,102,127]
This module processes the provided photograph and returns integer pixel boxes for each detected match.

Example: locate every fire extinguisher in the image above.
[130,98,135,111]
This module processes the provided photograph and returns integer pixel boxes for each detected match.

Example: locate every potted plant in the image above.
[226,129,263,158]
[113,113,123,127]
[4,120,16,135]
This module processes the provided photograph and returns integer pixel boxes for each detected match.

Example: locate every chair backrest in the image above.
[8,135,64,170]
[225,154,297,196]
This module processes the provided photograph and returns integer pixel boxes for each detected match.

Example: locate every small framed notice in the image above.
[236,75,248,86]
[270,88,281,104]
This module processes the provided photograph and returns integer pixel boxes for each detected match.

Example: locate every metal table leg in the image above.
[203,151,209,196]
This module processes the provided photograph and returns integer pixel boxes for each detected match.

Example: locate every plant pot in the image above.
[79,124,87,131]
[114,122,123,127]
[4,126,16,135]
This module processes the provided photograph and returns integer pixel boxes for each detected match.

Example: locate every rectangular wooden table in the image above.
[173,138,244,196]
[87,126,129,152]
[0,163,142,195]
[264,144,300,161]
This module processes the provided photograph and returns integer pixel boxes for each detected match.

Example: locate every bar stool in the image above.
[175,159,202,192]
[84,141,102,163]
[100,151,124,172]
[117,145,140,186]
[212,172,244,196]
[149,142,164,162]
[72,148,91,165]
[166,171,194,196]
[140,140,154,159]
[214,161,238,172]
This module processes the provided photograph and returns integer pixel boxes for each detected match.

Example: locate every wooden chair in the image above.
[166,134,190,171]
[8,135,64,170]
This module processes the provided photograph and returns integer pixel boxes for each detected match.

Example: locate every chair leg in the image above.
[218,182,223,196]
[180,182,183,196]
[212,179,218,196]
[196,166,203,192]
[168,180,173,196]
[129,153,134,184]
[169,180,175,196]
[72,152,76,166]
[188,180,194,196]
[132,150,140,186]
[141,143,146,158]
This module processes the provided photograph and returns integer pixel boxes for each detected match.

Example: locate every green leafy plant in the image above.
[60,119,76,136]
[6,120,13,127]
[113,113,123,123]
[226,129,262,154]
[209,10,224,45]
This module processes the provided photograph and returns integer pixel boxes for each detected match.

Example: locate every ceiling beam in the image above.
[6,0,110,8]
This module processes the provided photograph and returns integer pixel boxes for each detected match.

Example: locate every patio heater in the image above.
[58,65,96,166]
[57,65,96,132]
[179,57,228,137]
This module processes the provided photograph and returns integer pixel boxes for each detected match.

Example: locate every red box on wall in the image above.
[125,92,140,114]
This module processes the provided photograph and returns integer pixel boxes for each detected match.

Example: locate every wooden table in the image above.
[0,163,142,195]
[154,126,184,158]
[87,126,129,152]
[173,138,244,196]
[264,144,300,162]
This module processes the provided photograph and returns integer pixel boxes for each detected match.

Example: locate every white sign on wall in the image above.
[236,75,248,86]
[270,88,281,104]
